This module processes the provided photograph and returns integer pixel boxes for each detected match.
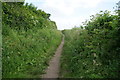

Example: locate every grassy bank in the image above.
[2,2,62,78]
[60,10,120,78]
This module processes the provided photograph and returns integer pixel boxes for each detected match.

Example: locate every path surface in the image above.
[42,36,64,78]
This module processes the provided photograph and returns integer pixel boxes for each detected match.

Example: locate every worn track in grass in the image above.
[42,36,64,78]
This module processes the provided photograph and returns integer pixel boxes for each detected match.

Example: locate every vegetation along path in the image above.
[42,35,64,78]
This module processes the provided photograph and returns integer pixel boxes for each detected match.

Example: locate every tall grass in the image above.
[2,2,62,78]
[3,24,62,78]
[60,10,119,78]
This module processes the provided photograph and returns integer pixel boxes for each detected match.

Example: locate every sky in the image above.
[25,0,119,30]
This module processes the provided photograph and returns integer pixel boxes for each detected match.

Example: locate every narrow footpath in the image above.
[42,36,64,78]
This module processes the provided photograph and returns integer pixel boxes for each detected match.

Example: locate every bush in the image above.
[60,10,120,78]
[2,2,62,78]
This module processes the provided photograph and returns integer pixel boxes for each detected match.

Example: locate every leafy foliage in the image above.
[60,10,120,78]
[2,2,62,78]
[2,2,56,30]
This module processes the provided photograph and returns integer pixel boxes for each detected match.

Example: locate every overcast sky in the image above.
[25,0,119,30]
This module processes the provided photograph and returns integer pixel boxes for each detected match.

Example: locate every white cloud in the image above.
[37,0,104,30]
[51,16,87,30]
[25,0,117,30]
[43,0,103,15]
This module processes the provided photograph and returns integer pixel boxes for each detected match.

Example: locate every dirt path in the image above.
[42,36,64,78]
